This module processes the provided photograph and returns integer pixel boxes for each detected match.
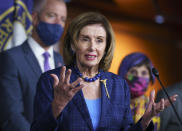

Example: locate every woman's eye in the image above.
[141,71,148,76]
[96,38,103,43]
[130,69,137,76]
[82,38,89,41]
[79,36,90,42]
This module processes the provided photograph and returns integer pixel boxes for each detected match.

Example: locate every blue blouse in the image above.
[85,98,101,131]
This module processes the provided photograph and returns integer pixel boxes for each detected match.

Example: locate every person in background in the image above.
[0,0,67,130]
[156,81,182,131]
[31,12,177,131]
[118,52,160,131]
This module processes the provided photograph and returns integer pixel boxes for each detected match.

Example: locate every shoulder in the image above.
[0,42,30,65]
[53,50,61,56]
[0,43,26,59]
[53,51,64,62]
[102,71,126,83]
[166,81,182,97]
[0,44,27,74]
[156,81,182,101]
[53,51,63,59]
[102,71,120,79]
[0,46,22,67]
[168,81,182,90]
[159,81,182,94]
[102,71,129,93]
[41,66,61,79]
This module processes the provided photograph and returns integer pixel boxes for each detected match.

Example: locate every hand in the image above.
[50,66,84,118]
[141,90,178,129]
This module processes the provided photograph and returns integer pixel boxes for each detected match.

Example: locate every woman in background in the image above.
[119,52,160,131]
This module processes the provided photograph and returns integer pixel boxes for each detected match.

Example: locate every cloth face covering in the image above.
[36,21,64,46]
[126,74,150,98]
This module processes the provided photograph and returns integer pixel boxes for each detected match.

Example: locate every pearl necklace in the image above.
[75,67,101,82]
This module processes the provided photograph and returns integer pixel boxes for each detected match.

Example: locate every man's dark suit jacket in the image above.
[156,81,182,131]
[0,41,63,131]
[31,65,153,131]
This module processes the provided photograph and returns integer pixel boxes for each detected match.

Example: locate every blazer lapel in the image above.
[99,71,113,127]
[22,41,42,77]
[54,52,63,68]
[70,67,94,131]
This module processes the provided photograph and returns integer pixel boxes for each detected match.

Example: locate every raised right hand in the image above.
[50,66,84,118]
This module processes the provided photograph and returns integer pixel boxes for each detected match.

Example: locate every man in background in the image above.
[156,81,182,131]
[0,0,67,130]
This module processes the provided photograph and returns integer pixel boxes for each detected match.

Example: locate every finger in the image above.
[70,78,83,89]
[161,98,165,110]
[171,94,178,101]
[72,83,84,94]
[65,69,72,84]
[60,66,66,83]
[156,98,165,111]
[149,90,155,103]
[146,90,155,113]
[165,94,178,105]
[50,74,59,88]
[164,94,178,107]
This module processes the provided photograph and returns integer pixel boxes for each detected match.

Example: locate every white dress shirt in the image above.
[28,37,55,72]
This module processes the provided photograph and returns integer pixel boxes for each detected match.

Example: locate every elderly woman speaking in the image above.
[31,12,177,131]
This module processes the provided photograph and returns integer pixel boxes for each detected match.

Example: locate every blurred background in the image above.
[65,0,182,95]
[1,0,182,95]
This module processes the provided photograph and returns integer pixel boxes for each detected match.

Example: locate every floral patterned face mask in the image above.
[126,74,150,99]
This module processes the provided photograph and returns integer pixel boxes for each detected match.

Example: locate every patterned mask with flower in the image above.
[126,74,150,98]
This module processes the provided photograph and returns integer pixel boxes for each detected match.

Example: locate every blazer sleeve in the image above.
[31,73,60,131]
[0,52,30,131]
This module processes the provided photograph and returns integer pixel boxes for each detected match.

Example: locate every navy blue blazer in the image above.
[0,41,63,131]
[31,65,153,131]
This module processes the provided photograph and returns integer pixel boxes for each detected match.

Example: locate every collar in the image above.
[28,37,54,58]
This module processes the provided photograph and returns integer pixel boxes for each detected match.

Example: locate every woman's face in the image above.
[126,65,150,79]
[73,24,107,69]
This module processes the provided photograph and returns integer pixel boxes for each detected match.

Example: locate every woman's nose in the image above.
[89,40,96,50]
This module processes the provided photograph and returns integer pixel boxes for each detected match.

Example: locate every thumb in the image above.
[50,74,59,88]
[145,90,155,117]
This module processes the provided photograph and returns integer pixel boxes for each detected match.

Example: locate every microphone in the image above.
[152,68,182,126]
